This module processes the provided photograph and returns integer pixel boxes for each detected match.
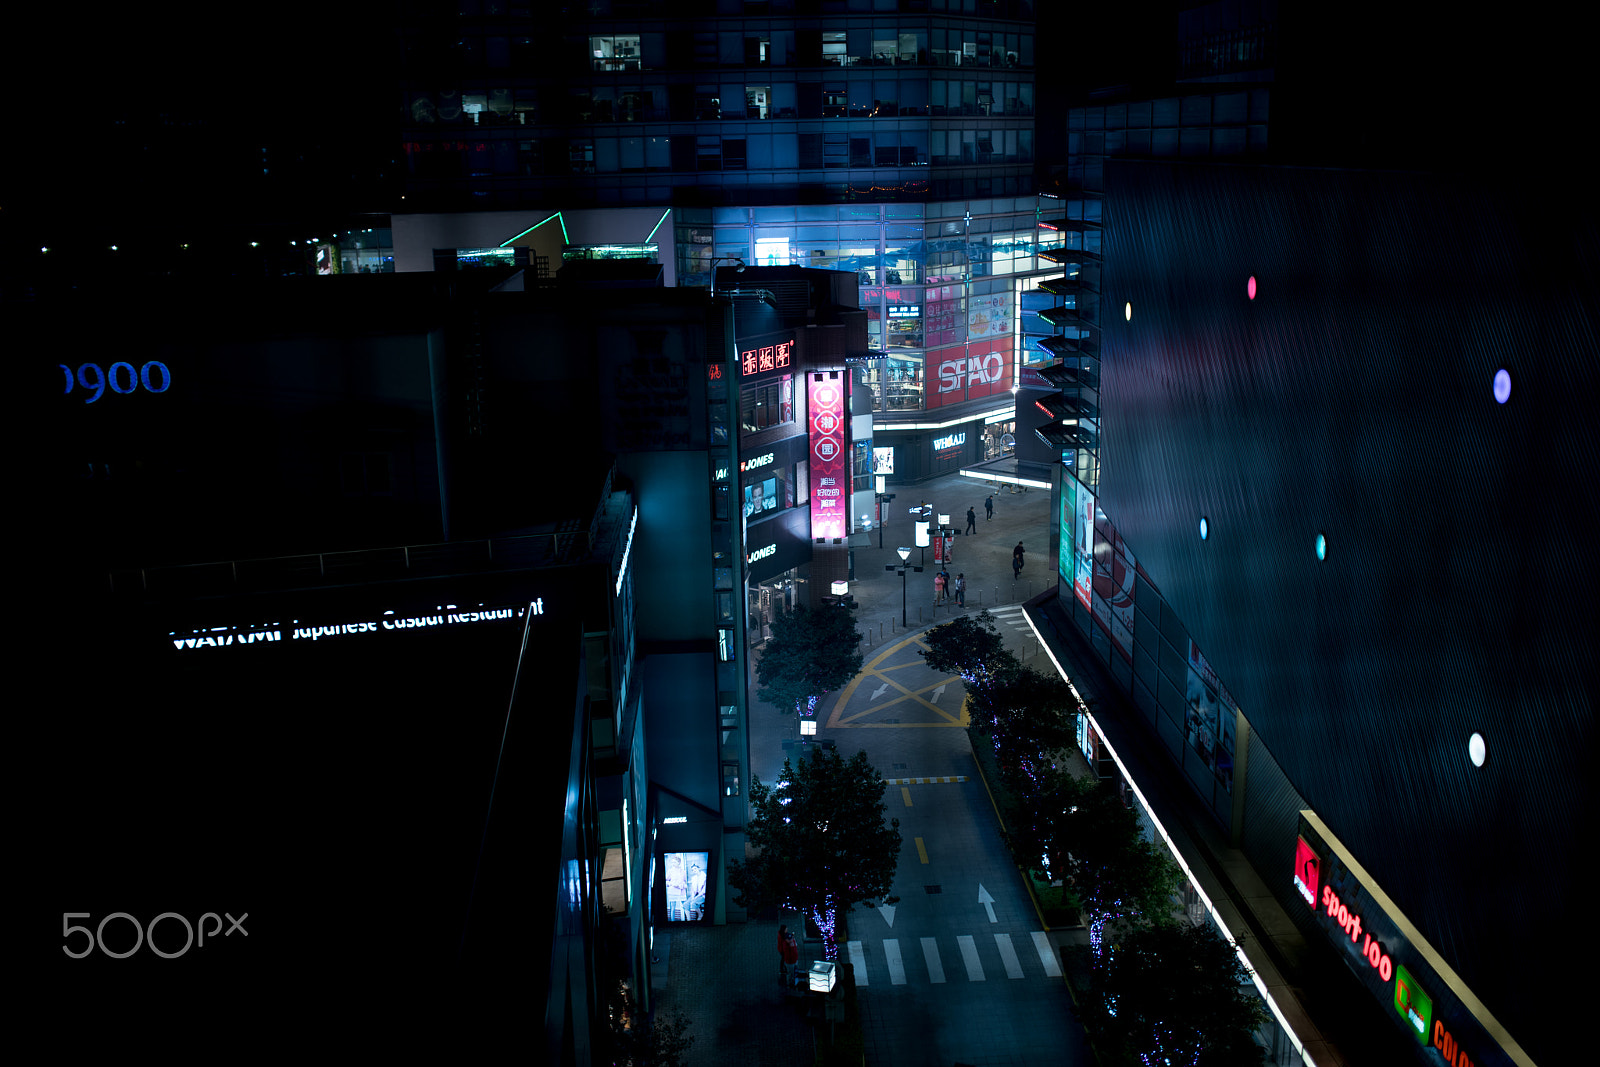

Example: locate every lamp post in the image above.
[709,255,746,296]
[896,546,913,628]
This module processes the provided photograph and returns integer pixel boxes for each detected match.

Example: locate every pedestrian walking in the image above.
[778,925,800,987]
[965,507,977,535]
[954,573,966,607]
[1012,541,1025,580]
[933,570,947,603]
[985,495,994,521]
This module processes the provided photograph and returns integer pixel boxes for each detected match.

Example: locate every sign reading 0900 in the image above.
[60,361,171,403]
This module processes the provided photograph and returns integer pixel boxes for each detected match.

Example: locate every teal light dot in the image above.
[1199,516,1209,541]
[1316,533,1327,561]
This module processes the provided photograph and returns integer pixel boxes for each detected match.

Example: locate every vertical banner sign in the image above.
[808,373,847,540]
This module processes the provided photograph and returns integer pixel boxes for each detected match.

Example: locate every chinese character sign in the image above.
[808,373,848,540]
[741,338,795,377]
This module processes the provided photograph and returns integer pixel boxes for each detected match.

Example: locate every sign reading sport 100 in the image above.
[60,361,172,403]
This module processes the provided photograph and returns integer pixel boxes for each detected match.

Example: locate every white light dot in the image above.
[1469,732,1486,767]
[1124,301,1132,321]
[1493,369,1511,404]
[1199,516,1209,541]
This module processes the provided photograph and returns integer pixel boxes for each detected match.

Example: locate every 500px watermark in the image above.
[62,912,248,959]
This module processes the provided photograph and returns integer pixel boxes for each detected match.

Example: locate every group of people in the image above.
[933,569,966,606]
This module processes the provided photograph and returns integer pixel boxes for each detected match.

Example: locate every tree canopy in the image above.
[756,604,864,716]
[729,748,902,960]
[919,610,1013,690]
[1082,921,1268,1067]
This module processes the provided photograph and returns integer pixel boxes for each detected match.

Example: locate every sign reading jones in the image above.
[172,600,541,651]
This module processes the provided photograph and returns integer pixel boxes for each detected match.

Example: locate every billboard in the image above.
[664,851,708,922]
[807,372,848,540]
[1074,484,1095,611]
[872,446,895,473]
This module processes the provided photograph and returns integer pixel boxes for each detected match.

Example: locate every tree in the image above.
[919,610,1016,691]
[604,981,694,1067]
[756,604,864,717]
[729,748,902,962]
[974,662,1078,789]
[1082,922,1268,1067]
[1059,779,1183,959]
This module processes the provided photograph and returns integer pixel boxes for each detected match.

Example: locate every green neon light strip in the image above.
[558,212,569,245]
[645,208,671,244]
[499,211,563,248]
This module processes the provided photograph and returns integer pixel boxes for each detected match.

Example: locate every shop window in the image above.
[885,354,923,410]
[886,304,922,348]
[591,35,641,72]
[740,374,794,433]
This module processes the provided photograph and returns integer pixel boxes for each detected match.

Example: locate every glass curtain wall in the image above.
[687,197,1049,415]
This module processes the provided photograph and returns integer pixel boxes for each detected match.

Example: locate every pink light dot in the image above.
[1247,275,1257,300]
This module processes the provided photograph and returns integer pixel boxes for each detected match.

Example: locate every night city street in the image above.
[15,4,1591,1065]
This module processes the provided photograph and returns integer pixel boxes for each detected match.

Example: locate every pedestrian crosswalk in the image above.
[985,605,1034,633]
[845,931,1063,987]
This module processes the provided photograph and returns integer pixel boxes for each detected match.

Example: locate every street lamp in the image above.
[709,255,745,296]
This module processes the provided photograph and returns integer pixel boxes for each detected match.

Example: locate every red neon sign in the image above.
[741,339,794,377]
[807,373,847,541]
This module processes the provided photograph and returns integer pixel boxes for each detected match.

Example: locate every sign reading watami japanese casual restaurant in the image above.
[1293,812,1532,1067]
[807,372,848,541]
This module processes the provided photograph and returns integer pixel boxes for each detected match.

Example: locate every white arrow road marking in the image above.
[1032,931,1063,977]
[957,935,985,981]
[884,939,907,985]
[870,682,890,701]
[977,883,997,923]
[921,938,946,983]
[994,933,1025,979]
[878,903,896,928]
[848,940,869,985]
[931,683,946,703]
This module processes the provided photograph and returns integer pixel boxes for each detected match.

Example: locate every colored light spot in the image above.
[1469,732,1486,767]
[1247,275,1257,300]
[1316,533,1327,560]
[1493,368,1511,404]
[1199,516,1209,541]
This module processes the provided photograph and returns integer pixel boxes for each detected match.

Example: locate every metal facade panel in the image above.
[1098,158,1596,1066]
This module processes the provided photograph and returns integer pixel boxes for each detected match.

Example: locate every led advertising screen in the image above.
[1293,835,1320,907]
[1074,486,1095,611]
[872,446,895,473]
[807,372,848,540]
[664,851,708,922]
[1059,477,1076,588]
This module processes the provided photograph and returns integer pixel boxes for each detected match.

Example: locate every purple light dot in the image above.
[1493,368,1511,404]
[1247,275,1257,300]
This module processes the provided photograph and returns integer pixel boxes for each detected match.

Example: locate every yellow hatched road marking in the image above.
[901,787,913,807]
[915,837,929,864]
[885,776,968,785]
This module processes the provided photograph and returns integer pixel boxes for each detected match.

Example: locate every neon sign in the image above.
[807,373,847,540]
[741,452,775,472]
[615,507,639,596]
[172,601,536,651]
[740,339,794,377]
[61,361,171,403]
[937,353,1004,393]
[932,432,966,451]
[748,543,776,563]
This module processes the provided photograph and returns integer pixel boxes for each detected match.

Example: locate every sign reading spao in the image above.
[1293,813,1511,1067]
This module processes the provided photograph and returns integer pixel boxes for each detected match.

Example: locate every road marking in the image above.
[994,933,1025,979]
[977,882,997,922]
[921,937,946,983]
[915,837,929,864]
[957,935,985,981]
[884,776,968,784]
[1032,931,1063,977]
[901,786,913,807]
[870,682,890,701]
[931,683,946,703]
[884,939,906,985]
[848,940,869,985]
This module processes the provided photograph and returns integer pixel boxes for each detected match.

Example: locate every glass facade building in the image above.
[397,0,1049,475]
